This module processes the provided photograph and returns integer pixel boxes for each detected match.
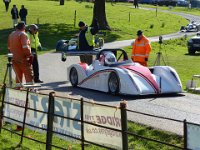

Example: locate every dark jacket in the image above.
[78,19,99,51]
[11,8,19,19]
[19,8,27,18]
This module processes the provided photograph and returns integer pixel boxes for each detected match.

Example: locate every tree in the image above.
[91,0,110,30]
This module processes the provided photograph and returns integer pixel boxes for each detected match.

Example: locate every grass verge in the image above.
[0,122,183,150]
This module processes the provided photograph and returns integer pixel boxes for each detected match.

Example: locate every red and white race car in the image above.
[67,49,182,95]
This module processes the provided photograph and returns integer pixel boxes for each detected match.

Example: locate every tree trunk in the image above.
[91,0,110,30]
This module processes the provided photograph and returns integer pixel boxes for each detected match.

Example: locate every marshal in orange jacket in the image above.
[132,35,151,66]
[8,24,33,87]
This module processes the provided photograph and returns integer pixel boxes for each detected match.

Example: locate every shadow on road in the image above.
[39,81,69,90]
[39,81,186,102]
[55,86,123,102]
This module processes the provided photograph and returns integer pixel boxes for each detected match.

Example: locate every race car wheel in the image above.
[108,72,119,95]
[70,67,78,87]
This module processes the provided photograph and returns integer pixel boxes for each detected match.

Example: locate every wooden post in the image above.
[183,119,187,150]
[0,84,6,133]
[81,98,84,150]
[37,18,40,25]
[120,100,128,150]
[46,92,55,150]
[156,4,158,17]
[74,10,77,28]
[19,88,30,146]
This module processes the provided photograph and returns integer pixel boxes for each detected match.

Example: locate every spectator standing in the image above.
[132,30,151,66]
[133,0,139,8]
[7,21,34,88]
[3,0,11,12]
[189,2,191,9]
[11,5,19,28]
[78,19,99,65]
[8,21,34,131]
[27,24,43,83]
[19,5,28,24]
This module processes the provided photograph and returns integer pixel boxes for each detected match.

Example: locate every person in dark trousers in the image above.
[11,5,19,28]
[27,24,43,83]
[19,5,28,24]
[78,19,99,65]
[3,0,11,12]
[133,0,139,8]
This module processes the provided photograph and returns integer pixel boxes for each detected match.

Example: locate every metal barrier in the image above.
[0,85,124,149]
[0,84,198,150]
[126,109,192,150]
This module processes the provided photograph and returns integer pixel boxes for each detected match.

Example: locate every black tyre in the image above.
[188,48,196,55]
[108,72,119,95]
[70,67,78,87]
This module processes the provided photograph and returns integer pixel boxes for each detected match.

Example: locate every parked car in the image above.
[153,0,177,6]
[187,32,200,54]
[180,21,200,32]
[139,0,153,4]
[176,0,189,6]
[67,49,182,95]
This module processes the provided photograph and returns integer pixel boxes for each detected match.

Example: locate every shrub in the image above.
[150,24,154,29]
[161,22,165,28]
[85,5,93,8]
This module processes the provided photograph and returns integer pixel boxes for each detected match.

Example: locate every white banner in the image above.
[84,102,122,149]
[187,123,200,150]
[4,88,27,126]
[53,97,81,141]
[4,88,122,149]
[4,88,49,130]
[4,88,81,142]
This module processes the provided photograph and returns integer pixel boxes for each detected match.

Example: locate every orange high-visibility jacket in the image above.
[8,30,33,85]
[8,30,32,63]
[132,35,151,64]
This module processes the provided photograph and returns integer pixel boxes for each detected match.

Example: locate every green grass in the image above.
[128,122,183,150]
[0,122,183,150]
[0,0,188,84]
[0,124,104,150]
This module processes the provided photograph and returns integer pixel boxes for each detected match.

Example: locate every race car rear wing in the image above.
[61,49,101,62]
[56,39,101,55]
[62,49,101,56]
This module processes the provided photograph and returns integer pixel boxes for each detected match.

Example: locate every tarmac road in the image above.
[38,52,200,136]
[36,8,200,135]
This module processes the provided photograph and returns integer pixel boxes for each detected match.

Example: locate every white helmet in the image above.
[104,52,117,65]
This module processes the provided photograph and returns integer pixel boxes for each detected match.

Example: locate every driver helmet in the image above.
[104,52,117,65]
